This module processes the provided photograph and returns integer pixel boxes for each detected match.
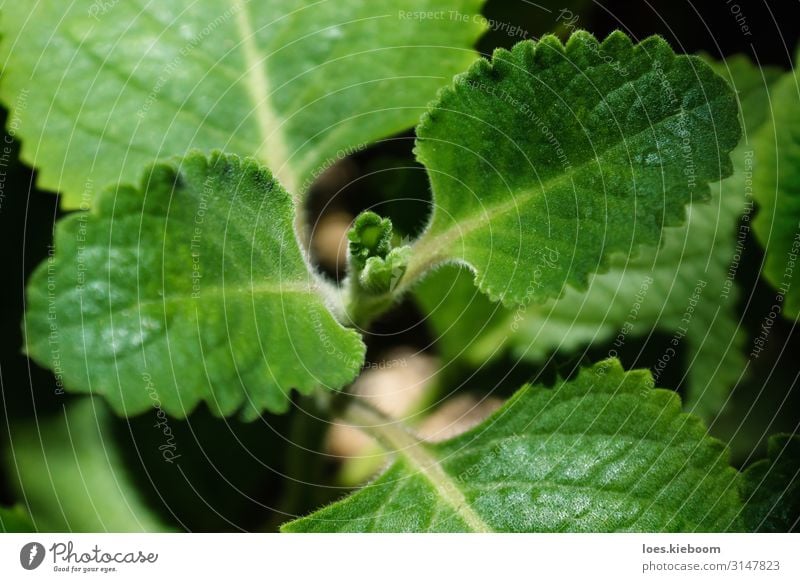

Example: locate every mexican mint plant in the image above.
[1,0,797,533]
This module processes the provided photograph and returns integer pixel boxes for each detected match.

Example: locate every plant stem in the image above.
[339,397,424,454]
[343,275,395,329]
[341,242,448,328]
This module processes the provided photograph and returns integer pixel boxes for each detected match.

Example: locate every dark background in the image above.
[2,0,799,531]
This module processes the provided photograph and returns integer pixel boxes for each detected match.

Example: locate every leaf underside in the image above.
[0,0,485,207]
[24,152,365,419]
[411,31,741,307]
[752,63,800,319]
[283,360,743,532]
[739,434,800,532]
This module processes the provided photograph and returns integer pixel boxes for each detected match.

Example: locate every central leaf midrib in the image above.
[351,402,494,533]
[402,445,494,533]
[232,0,296,193]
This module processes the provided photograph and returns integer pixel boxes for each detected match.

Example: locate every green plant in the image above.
[1,1,798,533]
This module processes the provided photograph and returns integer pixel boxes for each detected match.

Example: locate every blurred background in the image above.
[2,0,799,531]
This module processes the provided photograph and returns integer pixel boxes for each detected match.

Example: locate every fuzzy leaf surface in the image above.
[0,0,485,206]
[410,32,740,306]
[283,360,743,532]
[24,152,365,419]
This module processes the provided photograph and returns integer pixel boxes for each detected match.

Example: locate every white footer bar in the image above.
[1,533,797,581]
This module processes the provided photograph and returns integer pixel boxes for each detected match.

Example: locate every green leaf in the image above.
[710,54,785,135]
[407,32,741,306]
[415,54,781,420]
[3,399,169,532]
[753,65,800,319]
[414,264,507,366]
[0,0,485,208]
[739,434,800,532]
[504,54,780,418]
[0,505,35,533]
[24,152,365,419]
[282,359,743,532]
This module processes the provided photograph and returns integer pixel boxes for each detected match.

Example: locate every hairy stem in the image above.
[339,396,420,451]
[343,275,395,329]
